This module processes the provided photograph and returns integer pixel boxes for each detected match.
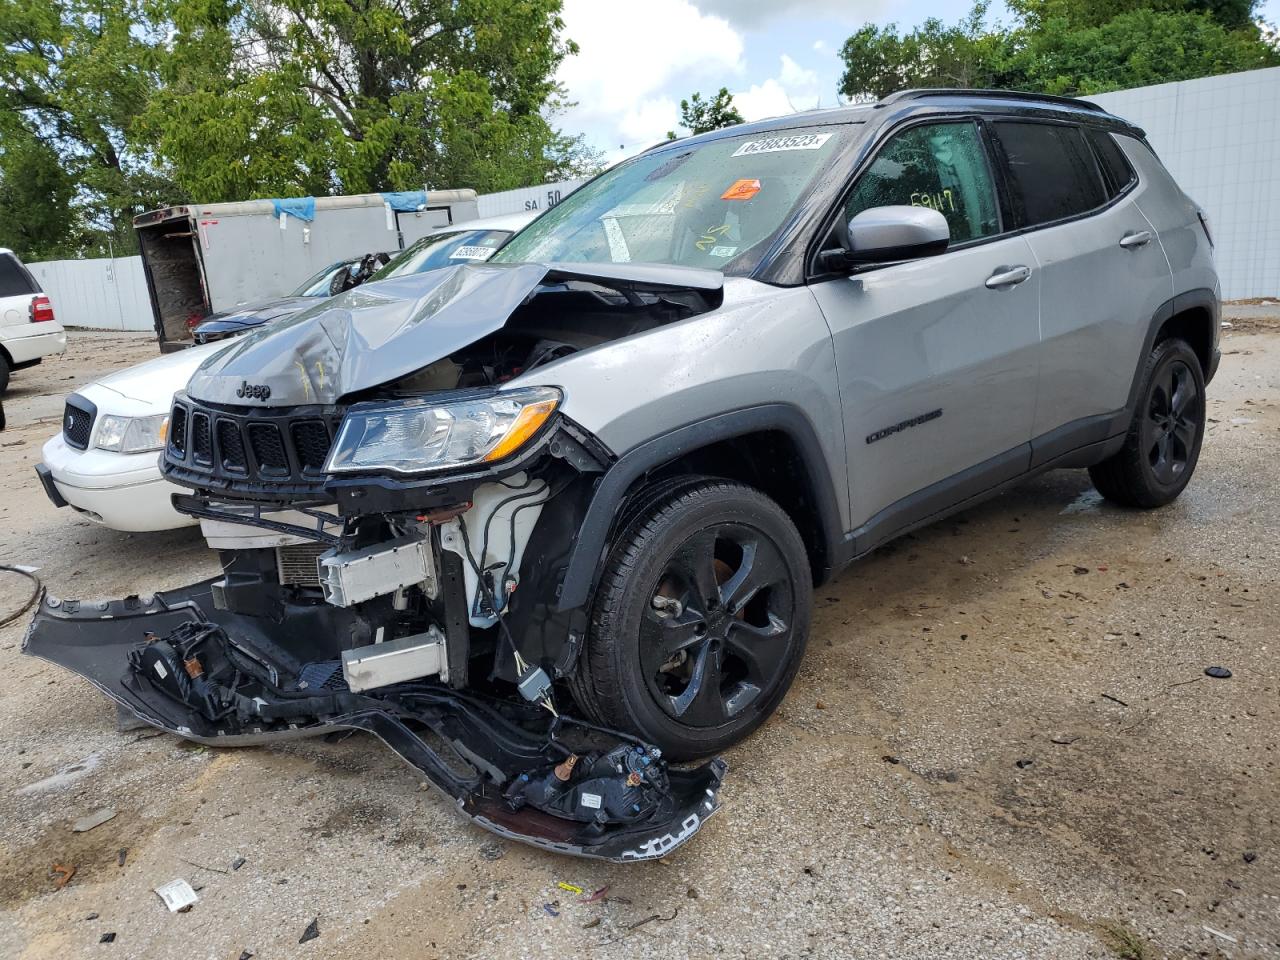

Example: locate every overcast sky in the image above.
[556,0,1280,163]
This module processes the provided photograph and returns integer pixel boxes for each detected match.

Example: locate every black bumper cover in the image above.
[24,583,725,861]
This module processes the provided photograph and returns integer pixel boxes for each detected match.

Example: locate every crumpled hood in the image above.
[186,261,723,407]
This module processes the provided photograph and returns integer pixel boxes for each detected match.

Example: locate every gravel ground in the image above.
[0,317,1277,960]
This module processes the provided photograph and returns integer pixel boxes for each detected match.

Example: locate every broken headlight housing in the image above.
[95,414,169,454]
[324,386,561,475]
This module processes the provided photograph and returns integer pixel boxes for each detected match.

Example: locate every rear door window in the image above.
[844,120,1001,244]
[1086,128,1137,199]
[0,254,38,297]
[992,122,1107,227]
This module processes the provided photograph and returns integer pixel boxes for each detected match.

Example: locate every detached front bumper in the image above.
[24,582,725,862]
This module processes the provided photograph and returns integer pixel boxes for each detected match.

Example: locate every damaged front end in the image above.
[25,261,729,861]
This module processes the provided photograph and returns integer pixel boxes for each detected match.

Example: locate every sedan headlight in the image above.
[324,387,561,475]
[95,414,170,454]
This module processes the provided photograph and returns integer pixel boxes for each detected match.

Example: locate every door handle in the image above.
[985,265,1032,289]
[1119,230,1152,249]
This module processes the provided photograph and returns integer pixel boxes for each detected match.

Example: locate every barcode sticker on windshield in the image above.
[731,133,833,157]
[450,245,496,261]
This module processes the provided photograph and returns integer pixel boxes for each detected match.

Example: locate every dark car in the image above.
[191,253,391,345]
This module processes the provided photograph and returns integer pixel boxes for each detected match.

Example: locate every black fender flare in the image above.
[1124,288,1220,415]
[554,403,847,612]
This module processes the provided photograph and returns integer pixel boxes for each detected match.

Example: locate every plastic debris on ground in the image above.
[299,918,320,943]
[1205,665,1232,678]
[154,878,199,913]
[556,881,584,895]
[51,863,75,889]
[72,808,117,833]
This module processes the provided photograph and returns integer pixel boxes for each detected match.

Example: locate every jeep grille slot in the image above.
[191,413,213,465]
[248,423,289,474]
[291,420,332,472]
[169,403,188,458]
[215,419,248,474]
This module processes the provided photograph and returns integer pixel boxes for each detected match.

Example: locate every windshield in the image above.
[291,261,355,297]
[493,126,845,274]
[371,228,515,281]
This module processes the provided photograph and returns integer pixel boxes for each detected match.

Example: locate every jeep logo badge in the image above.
[236,380,272,401]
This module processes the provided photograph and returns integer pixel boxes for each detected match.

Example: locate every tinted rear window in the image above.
[1086,129,1137,198]
[0,254,37,297]
[993,122,1107,227]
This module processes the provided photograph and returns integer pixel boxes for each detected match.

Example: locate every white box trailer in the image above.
[134,190,479,348]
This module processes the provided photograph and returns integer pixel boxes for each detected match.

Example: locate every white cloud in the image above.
[733,54,824,123]
[558,0,744,150]
[696,0,880,28]
[813,39,827,52]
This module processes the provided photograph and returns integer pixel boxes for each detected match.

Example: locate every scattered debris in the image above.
[179,856,229,875]
[626,907,680,931]
[85,912,99,920]
[582,917,602,929]
[557,881,584,895]
[238,951,255,960]
[1049,736,1081,746]
[1203,925,1237,944]
[580,885,610,904]
[1204,666,1232,679]
[72,808,118,833]
[99,932,116,943]
[154,878,199,913]
[478,841,504,861]
[881,755,901,765]
[1243,851,1257,863]
[1072,566,1090,575]
[542,902,560,918]
[299,918,320,944]
[51,863,76,889]
[117,848,128,867]
[1101,693,1129,708]
[230,856,247,871]
[815,699,826,710]
[1015,759,1034,769]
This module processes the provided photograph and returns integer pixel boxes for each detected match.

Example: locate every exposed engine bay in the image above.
[24,262,729,861]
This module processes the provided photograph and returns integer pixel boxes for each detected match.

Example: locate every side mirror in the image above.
[822,205,950,271]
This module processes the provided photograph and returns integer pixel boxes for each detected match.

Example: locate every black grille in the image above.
[248,423,289,473]
[165,396,343,491]
[62,396,95,450]
[191,413,213,465]
[215,419,248,474]
[291,420,331,471]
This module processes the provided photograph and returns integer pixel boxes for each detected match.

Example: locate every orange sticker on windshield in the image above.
[721,178,762,201]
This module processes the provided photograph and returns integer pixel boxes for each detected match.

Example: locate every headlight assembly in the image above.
[95,414,170,454]
[324,387,561,475]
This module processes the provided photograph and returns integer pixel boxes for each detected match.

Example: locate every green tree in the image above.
[666,87,744,139]
[0,124,79,259]
[838,0,1279,100]
[148,0,596,201]
[0,0,178,254]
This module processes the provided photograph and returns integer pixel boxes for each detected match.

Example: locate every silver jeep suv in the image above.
[28,89,1218,861]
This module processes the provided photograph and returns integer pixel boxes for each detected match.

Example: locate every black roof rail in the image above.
[877,88,1108,114]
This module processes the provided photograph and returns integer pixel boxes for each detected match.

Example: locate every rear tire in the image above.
[572,480,812,760]
[0,353,10,395]
[1089,337,1205,508]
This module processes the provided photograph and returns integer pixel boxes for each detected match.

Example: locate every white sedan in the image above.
[36,343,223,530]
[35,211,535,532]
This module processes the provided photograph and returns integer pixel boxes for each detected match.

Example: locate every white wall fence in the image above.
[1088,66,1279,300]
[27,255,152,332]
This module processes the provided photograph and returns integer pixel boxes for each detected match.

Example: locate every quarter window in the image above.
[993,122,1107,227]
[1086,128,1137,199]
[844,121,1000,244]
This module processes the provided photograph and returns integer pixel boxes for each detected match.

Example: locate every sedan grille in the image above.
[62,396,96,451]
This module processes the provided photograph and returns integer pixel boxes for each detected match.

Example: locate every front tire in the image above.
[572,480,812,760]
[0,353,10,395]
[1090,337,1206,508]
